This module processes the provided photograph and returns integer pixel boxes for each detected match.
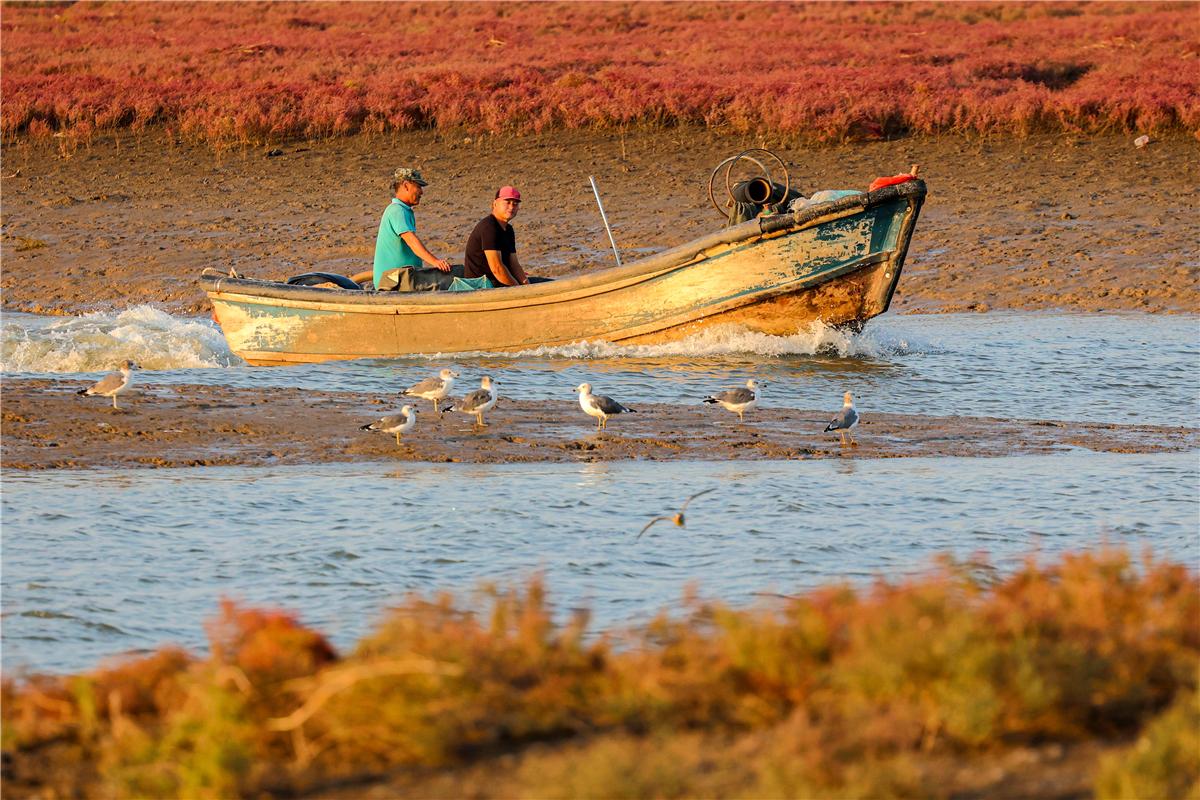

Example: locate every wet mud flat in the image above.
[1,129,1197,318]
[3,380,1194,471]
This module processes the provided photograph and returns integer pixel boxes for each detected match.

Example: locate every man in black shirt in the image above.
[463,186,531,287]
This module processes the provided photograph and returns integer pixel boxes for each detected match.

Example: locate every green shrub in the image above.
[3,549,1196,798]
[1096,690,1200,800]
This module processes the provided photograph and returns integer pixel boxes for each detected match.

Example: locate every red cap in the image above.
[496,186,521,202]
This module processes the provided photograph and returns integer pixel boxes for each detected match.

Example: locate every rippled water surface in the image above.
[3,453,1196,674]
[3,308,1197,674]
[3,307,1198,424]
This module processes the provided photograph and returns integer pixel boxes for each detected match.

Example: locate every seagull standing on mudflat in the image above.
[575,383,636,431]
[824,391,859,446]
[702,378,760,422]
[400,368,459,417]
[360,405,419,446]
[76,360,139,409]
[447,376,498,428]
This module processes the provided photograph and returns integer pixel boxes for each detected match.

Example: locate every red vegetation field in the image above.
[3,549,1198,798]
[2,2,1197,145]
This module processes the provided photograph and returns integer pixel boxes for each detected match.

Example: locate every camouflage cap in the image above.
[393,167,428,186]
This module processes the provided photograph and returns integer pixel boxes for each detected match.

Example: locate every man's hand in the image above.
[401,231,451,273]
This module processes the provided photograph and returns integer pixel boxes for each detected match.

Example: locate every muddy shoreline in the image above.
[1,129,1196,318]
[2,379,1193,471]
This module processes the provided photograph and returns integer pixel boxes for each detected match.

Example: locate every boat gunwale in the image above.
[203,180,926,310]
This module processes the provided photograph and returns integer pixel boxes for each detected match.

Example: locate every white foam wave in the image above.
[505,321,911,360]
[1,306,238,373]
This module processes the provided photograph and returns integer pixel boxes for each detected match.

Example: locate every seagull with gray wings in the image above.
[824,391,859,446]
[575,383,636,430]
[76,360,139,409]
[400,368,459,417]
[636,488,717,540]
[360,404,419,446]
[445,376,498,428]
[702,378,760,422]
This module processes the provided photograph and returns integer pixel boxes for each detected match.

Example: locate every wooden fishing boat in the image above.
[202,179,925,365]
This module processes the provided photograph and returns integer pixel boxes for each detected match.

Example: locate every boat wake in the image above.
[1,308,929,376]
[505,321,920,360]
[1,306,238,374]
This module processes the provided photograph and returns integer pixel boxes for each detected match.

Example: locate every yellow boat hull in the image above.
[204,181,925,365]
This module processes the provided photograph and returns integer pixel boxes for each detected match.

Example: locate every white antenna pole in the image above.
[589,176,622,268]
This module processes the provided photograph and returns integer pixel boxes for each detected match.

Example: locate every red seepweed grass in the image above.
[3,547,1197,798]
[2,2,1196,148]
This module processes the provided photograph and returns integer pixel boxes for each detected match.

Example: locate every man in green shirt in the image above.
[373,167,452,291]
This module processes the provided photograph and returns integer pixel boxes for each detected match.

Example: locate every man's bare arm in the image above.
[483,250,521,286]
[400,231,451,272]
[508,253,530,284]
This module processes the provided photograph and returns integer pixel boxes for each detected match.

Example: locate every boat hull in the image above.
[205,181,924,364]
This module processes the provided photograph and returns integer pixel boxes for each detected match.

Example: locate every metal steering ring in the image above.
[707,148,791,216]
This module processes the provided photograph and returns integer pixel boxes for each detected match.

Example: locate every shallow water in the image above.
[3,453,1197,675]
[2,307,1198,425]
[3,308,1197,674]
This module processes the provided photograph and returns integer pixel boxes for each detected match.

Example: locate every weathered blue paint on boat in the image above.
[203,180,925,364]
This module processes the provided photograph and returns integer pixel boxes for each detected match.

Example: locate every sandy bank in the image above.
[2,379,1193,471]
[1,130,1196,319]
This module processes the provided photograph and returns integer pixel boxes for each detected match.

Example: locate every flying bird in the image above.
[824,391,859,446]
[702,378,760,422]
[575,383,636,430]
[446,376,498,428]
[76,360,139,409]
[400,368,459,417]
[360,405,419,446]
[636,488,717,540]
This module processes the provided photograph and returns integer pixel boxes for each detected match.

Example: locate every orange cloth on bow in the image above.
[868,173,916,192]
